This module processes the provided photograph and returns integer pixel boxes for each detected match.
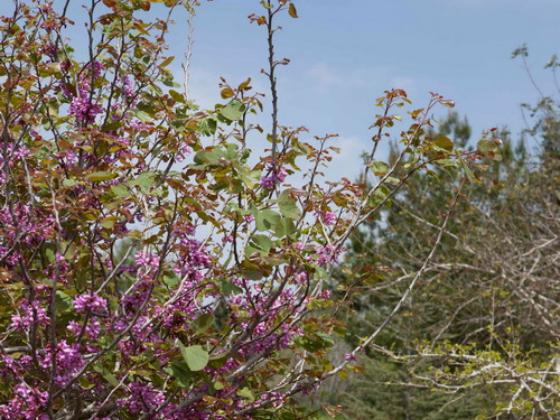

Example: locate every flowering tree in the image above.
[0,0,484,418]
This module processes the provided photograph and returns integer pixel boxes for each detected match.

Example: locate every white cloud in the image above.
[307,62,416,97]
[307,63,371,91]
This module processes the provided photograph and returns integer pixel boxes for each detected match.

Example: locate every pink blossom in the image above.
[344,352,357,361]
[67,61,105,124]
[316,244,340,267]
[135,251,160,271]
[67,318,101,339]
[73,293,108,315]
[260,165,287,189]
[122,75,134,99]
[176,142,191,162]
[69,93,103,124]
[294,271,308,284]
[0,382,48,420]
[117,381,167,415]
[321,211,337,225]
[10,301,50,331]
[38,340,85,386]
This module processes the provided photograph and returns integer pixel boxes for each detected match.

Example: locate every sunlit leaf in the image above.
[179,344,209,372]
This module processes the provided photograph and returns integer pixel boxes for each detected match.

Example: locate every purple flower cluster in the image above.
[121,281,152,315]
[0,245,18,267]
[58,149,78,166]
[67,318,101,339]
[0,383,48,420]
[260,165,287,189]
[0,204,55,247]
[8,144,30,161]
[243,214,255,224]
[10,300,50,331]
[176,141,192,162]
[344,352,357,361]
[122,75,135,99]
[36,340,85,386]
[73,293,108,315]
[316,244,340,266]
[293,270,308,285]
[52,341,84,385]
[320,211,337,225]
[68,61,104,124]
[117,381,166,415]
[254,391,284,410]
[135,251,160,273]
[226,278,305,357]
[69,94,103,125]
[174,232,211,279]
[153,228,214,328]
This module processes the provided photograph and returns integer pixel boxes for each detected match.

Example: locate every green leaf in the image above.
[273,216,296,238]
[93,365,119,387]
[45,248,55,263]
[434,135,454,151]
[63,178,79,187]
[194,313,214,334]
[239,260,270,280]
[288,2,298,18]
[220,87,234,99]
[477,139,499,153]
[277,190,300,219]
[255,209,282,232]
[135,110,152,122]
[55,291,73,313]
[219,101,244,122]
[179,344,209,372]
[460,160,477,183]
[169,89,185,103]
[193,149,225,167]
[477,139,502,161]
[316,332,335,346]
[163,274,180,288]
[110,184,129,197]
[131,172,157,190]
[237,387,255,401]
[164,361,191,388]
[436,158,458,168]
[38,62,61,77]
[86,171,118,182]
[198,117,217,136]
[368,186,389,207]
[385,176,400,186]
[220,279,243,295]
[160,56,175,67]
[247,234,272,256]
[101,216,117,229]
[235,164,259,188]
[370,161,389,176]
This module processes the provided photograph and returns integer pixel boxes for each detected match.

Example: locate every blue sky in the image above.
[3,0,560,178]
[177,0,560,176]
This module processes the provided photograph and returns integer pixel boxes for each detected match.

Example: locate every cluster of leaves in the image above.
[0,1,482,419]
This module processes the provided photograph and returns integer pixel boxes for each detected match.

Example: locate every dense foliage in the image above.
[0,1,489,418]
[328,59,560,418]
